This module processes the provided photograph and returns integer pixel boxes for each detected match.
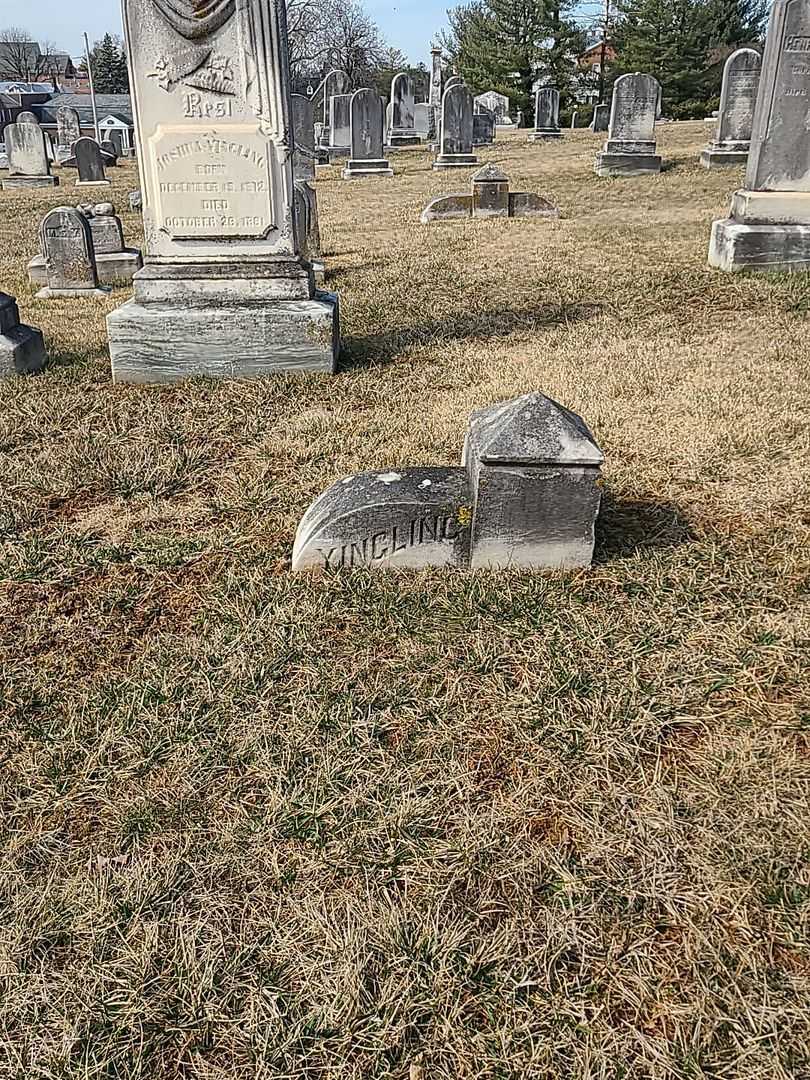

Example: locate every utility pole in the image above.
[597,0,612,103]
[84,31,100,143]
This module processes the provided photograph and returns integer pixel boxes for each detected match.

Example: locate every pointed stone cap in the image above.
[473,163,509,183]
[467,392,604,466]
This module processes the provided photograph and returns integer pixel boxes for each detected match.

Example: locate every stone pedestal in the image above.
[700,143,749,168]
[2,176,59,189]
[0,293,47,376]
[595,146,662,176]
[709,190,810,271]
[433,153,478,169]
[343,159,393,178]
[108,0,340,382]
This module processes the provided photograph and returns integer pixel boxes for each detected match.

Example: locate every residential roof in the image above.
[39,93,133,126]
[0,42,76,80]
[0,93,18,109]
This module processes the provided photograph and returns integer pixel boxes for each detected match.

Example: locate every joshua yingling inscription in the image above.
[317,512,467,569]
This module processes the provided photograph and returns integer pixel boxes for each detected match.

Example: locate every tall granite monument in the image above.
[434,83,478,169]
[529,87,562,139]
[107,0,339,382]
[429,46,443,108]
[709,0,810,271]
[701,49,761,168]
[344,89,392,178]
[595,73,662,176]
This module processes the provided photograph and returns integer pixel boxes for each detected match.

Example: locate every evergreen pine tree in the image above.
[88,34,129,94]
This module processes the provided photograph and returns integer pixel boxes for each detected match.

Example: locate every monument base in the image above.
[2,175,59,189]
[595,152,662,177]
[0,300,47,375]
[388,133,421,146]
[36,286,111,299]
[528,129,562,140]
[327,147,350,162]
[700,143,749,169]
[28,250,143,287]
[343,159,393,179]
[76,179,112,187]
[107,290,340,383]
[433,154,479,169]
[708,218,810,272]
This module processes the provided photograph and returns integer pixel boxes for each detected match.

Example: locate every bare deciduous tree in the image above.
[0,27,62,86]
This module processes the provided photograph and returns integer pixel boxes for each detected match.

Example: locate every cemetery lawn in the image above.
[2,121,810,1079]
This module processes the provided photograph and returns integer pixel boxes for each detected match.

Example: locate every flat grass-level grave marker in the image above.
[709,0,810,272]
[595,73,662,177]
[35,206,111,300]
[421,164,558,222]
[344,88,393,179]
[700,48,761,168]
[106,0,339,382]
[1,123,58,190]
[529,88,562,140]
[0,292,47,375]
[433,83,478,169]
[292,393,603,572]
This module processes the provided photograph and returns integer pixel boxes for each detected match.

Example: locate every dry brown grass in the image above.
[1,121,809,1079]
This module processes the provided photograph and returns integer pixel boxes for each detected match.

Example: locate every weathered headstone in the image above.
[473,109,496,146]
[1,123,58,189]
[74,137,111,186]
[414,102,438,141]
[529,87,562,139]
[326,94,351,159]
[700,48,761,168]
[16,111,39,126]
[570,110,578,128]
[434,83,478,169]
[108,129,125,156]
[30,203,143,286]
[592,103,609,132]
[291,95,324,281]
[421,164,558,222]
[444,75,462,92]
[107,0,339,381]
[474,90,514,125]
[344,89,392,178]
[319,68,350,144]
[292,392,603,572]
[595,72,662,176]
[709,0,810,271]
[36,206,109,299]
[429,46,443,108]
[100,139,119,164]
[291,93,317,181]
[0,292,47,376]
[56,105,81,160]
[389,73,420,145]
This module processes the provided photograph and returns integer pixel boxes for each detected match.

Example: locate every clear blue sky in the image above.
[14,0,450,67]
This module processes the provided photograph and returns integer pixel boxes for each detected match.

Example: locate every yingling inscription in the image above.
[152,127,273,238]
[785,33,810,51]
[317,513,464,569]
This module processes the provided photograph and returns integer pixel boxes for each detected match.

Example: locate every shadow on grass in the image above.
[595,493,696,563]
[339,301,601,371]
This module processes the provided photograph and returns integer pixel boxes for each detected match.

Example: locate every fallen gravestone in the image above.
[529,87,562,140]
[29,203,143,286]
[700,48,761,168]
[292,392,604,572]
[1,123,58,189]
[107,0,339,381]
[709,0,810,271]
[434,83,478,169]
[344,88,392,178]
[0,292,47,376]
[389,73,420,146]
[421,164,558,222]
[35,206,110,299]
[595,72,662,176]
[73,137,111,186]
[56,106,81,161]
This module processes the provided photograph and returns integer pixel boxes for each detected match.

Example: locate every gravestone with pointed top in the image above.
[529,87,562,139]
[709,0,810,271]
[701,48,761,168]
[595,72,662,176]
[389,73,420,145]
[2,123,58,188]
[292,391,603,572]
[0,292,47,376]
[434,83,478,168]
[344,89,392,178]
[107,0,339,382]
[74,137,111,186]
[36,206,110,298]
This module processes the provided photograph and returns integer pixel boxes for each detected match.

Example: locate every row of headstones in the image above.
[2,111,119,190]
